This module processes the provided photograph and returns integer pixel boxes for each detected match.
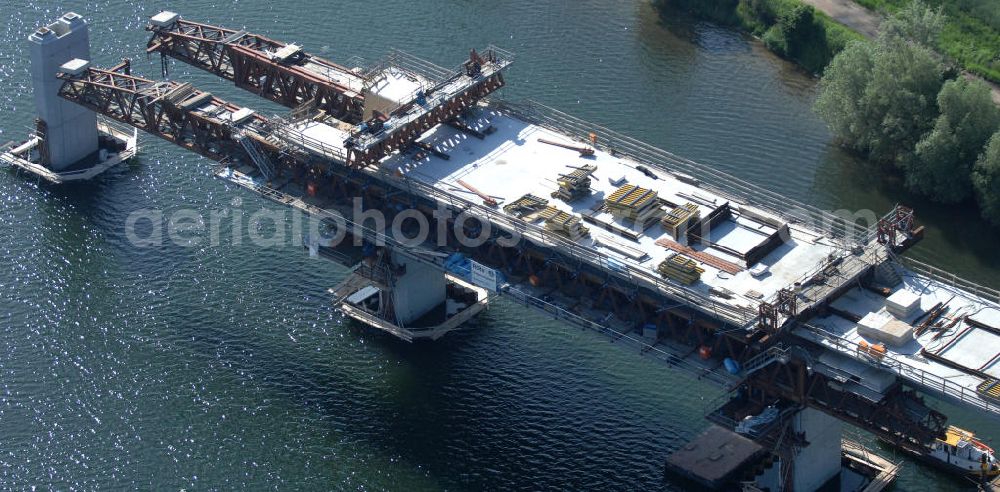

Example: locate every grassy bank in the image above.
[853,0,1000,82]
[655,0,864,74]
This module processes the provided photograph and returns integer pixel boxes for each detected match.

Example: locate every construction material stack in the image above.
[606,184,662,225]
[858,312,914,347]
[662,202,700,241]
[885,289,920,319]
[539,206,589,241]
[657,253,704,285]
[504,193,549,219]
[552,164,597,201]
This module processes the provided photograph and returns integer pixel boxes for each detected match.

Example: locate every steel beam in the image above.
[56,62,271,164]
[146,17,365,122]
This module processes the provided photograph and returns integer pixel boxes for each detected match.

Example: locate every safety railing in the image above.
[766,239,882,309]
[504,285,736,387]
[899,256,1000,305]
[796,323,1000,416]
[365,45,513,87]
[298,57,365,92]
[270,116,347,162]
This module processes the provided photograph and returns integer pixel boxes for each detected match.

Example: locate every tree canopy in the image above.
[816,1,1000,223]
[814,34,943,165]
[908,78,1000,202]
[881,0,946,47]
[972,132,1000,224]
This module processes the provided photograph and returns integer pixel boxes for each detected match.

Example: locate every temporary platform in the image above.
[665,425,901,491]
[664,425,766,489]
[1,117,137,184]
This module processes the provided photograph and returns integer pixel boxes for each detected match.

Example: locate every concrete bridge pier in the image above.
[28,12,98,170]
[326,244,489,342]
[2,12,137,183]
[770,407,844,491]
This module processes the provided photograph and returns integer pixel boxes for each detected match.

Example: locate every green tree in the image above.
[779,4,815,47]
[881,0,946,47]
[908,78,1000,202]
[814,41,874,146]
[815,35,944,165]
[972,132,1000,224]
[862,37,944,165]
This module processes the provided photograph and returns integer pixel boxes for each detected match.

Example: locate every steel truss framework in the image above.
[57,61,275,164]
[148,16,508,170]
[877,205,916,247]
[757,288,798,334]
[344,70,505,169]
[147,18,365,123]
[743,358,948,445]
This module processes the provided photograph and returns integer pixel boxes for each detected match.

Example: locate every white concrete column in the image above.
[389,252,447,325]
[28,12,99,170]
[791,407,843,491]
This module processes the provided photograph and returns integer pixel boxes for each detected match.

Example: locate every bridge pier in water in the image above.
[327,245,489,342]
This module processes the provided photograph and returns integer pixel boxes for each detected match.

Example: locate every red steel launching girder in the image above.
[57,62,272,164]
[345,51,507,169]
[146,16,365,123]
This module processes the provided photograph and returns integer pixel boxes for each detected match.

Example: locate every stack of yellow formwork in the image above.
[504,193,549,219]
[552,164,597,201]
[605,184,662,223]
[661,202,700,240]
[656,253,704,285]
[538,206,590,241]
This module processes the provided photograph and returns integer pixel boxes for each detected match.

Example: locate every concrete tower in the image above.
[28,12,98,170]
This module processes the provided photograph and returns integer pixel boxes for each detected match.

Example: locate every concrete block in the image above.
[886,289,920,319]
[59,58,89,75]
[858,312,913,347]
[792,407,842,492]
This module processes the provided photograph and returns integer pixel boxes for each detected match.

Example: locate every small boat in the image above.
[887,426,999,479]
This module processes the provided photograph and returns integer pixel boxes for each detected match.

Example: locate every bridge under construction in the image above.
[5,11,1000,491]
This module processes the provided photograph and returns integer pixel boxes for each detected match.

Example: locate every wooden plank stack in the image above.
[655,237,744,275]
[538,206,589,241]
[605,184,663,223]
[552,164,597,201]
[656,253,704,285]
